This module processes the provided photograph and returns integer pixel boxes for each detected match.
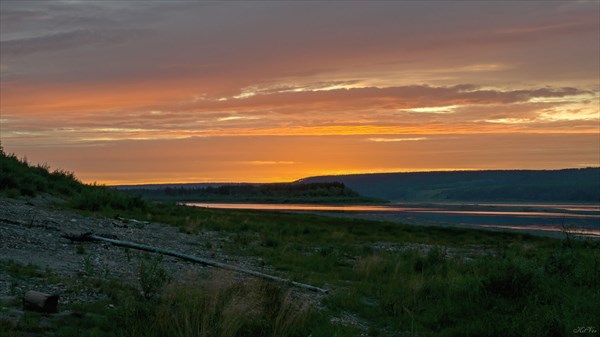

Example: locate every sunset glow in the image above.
[1,1,598,184]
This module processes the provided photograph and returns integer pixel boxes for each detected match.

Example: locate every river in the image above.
[185,202,600,238]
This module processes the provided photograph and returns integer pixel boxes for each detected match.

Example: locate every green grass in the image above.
[2,147,599,336]
[22,196,599,336]
[0,260,46,279]
[96,202,599,336]
[0,147,147,212]
[0,151,81,198]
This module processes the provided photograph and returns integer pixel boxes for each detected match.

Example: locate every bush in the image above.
[544,250,576,281]
[69,186,147,212]
[122,271,313,337]
[137,254,170,299]
[1,149,148,213]
[482,257,539,299]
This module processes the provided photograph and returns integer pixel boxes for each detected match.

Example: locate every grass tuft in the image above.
[126,271,313,337]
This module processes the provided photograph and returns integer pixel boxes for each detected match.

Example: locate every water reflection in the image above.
[186,203,426,212]
[185,202,600,238]
[186,202,600,218]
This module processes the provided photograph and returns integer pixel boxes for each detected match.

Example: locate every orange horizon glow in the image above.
[90,167,600,186]
[85,168,488,186]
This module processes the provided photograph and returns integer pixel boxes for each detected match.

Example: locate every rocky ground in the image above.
[0,195,268,330]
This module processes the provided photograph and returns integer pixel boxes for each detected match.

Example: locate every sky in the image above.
[1,1,599,184]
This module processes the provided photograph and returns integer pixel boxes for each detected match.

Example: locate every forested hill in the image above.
[297,168,600,202]
[118,182,384,203]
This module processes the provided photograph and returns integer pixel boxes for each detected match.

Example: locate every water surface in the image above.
[186,202,600,238]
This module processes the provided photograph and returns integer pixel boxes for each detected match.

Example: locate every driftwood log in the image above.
[63,232,329,294]
[23,290,58,313]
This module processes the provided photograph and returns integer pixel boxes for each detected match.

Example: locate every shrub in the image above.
[137,254,170,299]
[124,271,313,337]
[1,149,147,213]
[482,257,539,299]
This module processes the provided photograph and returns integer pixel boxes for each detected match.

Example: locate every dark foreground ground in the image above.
[1,195,600,337]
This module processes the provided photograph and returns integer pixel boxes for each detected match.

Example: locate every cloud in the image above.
[0,8,47,24]
[368,137,428,142]
[1,1,597,153]
[2,1,598,90]
[217,116,262,122]
[2,83,596,147]
[0,29,144,57]
[242,161,296,165]
[167,84,591,114]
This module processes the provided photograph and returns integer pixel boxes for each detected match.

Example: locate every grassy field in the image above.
[2,148,599,336]
[103,203,600,337]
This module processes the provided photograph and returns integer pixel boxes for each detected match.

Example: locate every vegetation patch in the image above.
[118,181,386,204]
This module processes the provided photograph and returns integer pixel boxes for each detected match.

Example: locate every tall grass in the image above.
[320,242,600,336]
[0,147,147,212]
[0,148,81,198]
[120,271,313,337]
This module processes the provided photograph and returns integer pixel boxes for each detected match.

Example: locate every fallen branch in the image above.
[64,232,329,294]
[117,217,149,224]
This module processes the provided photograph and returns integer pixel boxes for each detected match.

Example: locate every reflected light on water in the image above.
[186,203,600,219]
[185,202,600,238]
[185,203,423,212]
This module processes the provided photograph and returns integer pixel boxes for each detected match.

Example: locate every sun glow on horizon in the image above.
[87,168,487,186]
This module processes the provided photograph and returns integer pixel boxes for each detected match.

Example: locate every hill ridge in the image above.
[297,167,600,202]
